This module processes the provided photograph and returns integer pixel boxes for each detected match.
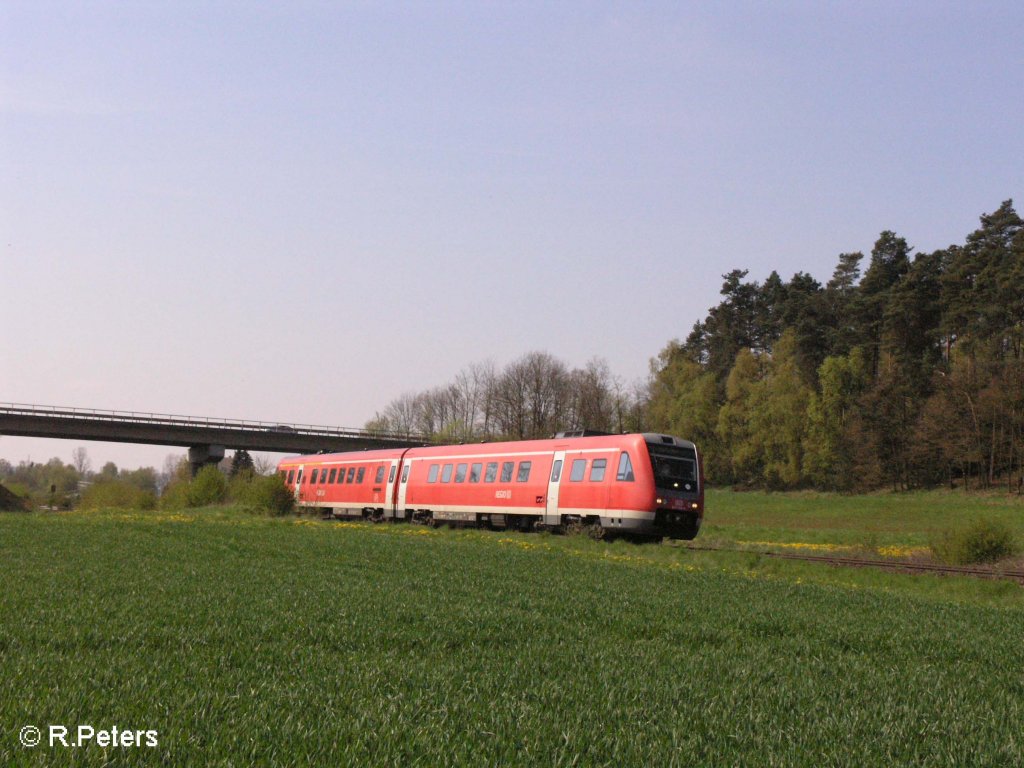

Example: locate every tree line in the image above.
[0,449,274,509]
[368,200,1023,492]
[365,356,648,442]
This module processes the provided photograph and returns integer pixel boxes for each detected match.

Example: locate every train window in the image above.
[590,459,607,482]
[616,452,635,481]
[287,470,294,484]
[427,464,440,483]
[441,464,453,482]
[347,467,356,483]
[569,459,586,482]
[356,467,365,483]
[388,465,396,483]
[311,468,320,484]
[500,462,514,482]
[469,463,482,482]
[454,463,468,483]
[516,461,532,482]
[328,468,337,484]
[401,464,410,483]
[375,466,386,484]
[550,460,562,482]
[484,462,498,482]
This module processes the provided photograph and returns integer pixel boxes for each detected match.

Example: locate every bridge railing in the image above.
[0,402,423,443]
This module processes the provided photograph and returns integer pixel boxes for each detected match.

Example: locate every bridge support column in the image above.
[188,444,226,477]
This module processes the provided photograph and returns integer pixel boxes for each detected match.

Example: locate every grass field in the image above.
[702,487,1024,553]
[2,499,1023,766]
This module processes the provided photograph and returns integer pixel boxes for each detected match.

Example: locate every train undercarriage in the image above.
[309,505,700,541]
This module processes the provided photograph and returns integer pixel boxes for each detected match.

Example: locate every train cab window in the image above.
[590,459,607,482]
[427,464,440,483]
[287,470,295,484]
[616,452,635,481]
[469,463,482,482]
[500,462,514,482]
[550,460,562,482]
[375,466,386,484]
[484,462,498,482]
[516,462,532,482]
[356,468,365,483]
[401,465,410,483]
[311,468,320,484]
[328,468,337,484]
[441,464,453,482]
[347,467,356,483]
[454,463,468,483]
[569,459,587,482]
[388,466,396,483]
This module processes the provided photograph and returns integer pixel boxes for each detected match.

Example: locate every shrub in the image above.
[188,465,228,507]
[232,473,295,516]
[79,480,157,511]
[930,518,1019,565]
[159,467,292,514]
[159,480,192,510]
[160,466,228,509]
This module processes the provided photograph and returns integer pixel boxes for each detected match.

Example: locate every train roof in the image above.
[278,432,696,466]
[641,433,697,450]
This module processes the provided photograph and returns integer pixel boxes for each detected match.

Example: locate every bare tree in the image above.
[252,453,278,475]
[71,446,92,477]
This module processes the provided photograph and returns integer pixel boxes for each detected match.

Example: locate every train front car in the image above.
[625,433,703,540]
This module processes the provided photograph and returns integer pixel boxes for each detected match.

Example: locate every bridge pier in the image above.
[188,444,225,477]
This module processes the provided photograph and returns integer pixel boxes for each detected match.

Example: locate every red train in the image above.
[277,432,703,539]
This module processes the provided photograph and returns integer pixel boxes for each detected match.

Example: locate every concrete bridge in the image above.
[0,403,424,474]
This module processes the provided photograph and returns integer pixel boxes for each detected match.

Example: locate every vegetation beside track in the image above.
[701,487,1024,552]
[2,506,1023,766]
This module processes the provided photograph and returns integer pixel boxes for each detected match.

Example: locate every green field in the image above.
[702,488,1024,553]
[2,501,1023,766]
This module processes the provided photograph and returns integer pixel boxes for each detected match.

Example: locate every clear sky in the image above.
[2,1,1022,471]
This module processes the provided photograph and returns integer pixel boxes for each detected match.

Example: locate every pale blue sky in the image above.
[2,1,1021,470]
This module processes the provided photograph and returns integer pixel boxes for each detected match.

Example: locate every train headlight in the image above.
[691,503,699,509]
[656,498,663,505]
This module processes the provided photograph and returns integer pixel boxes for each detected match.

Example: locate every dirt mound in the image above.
[0,484,29,511]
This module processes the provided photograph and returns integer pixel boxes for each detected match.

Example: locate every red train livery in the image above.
[277,432,703,539]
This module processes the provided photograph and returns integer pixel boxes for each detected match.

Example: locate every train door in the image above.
[385,460,400,518]
[544,451,565,526]
[294,466,304,502]
[396,460,411,517]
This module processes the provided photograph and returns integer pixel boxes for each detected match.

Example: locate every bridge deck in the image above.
[0,403,423,455]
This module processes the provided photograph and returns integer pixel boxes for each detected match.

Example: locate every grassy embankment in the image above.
[1,502,1023,766]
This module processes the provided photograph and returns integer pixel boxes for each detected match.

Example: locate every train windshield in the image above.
[647,444,698,491]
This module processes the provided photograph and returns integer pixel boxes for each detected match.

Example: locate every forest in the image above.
[368,200,1023,492]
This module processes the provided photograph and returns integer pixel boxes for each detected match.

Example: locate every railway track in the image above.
[683,544,1024,583]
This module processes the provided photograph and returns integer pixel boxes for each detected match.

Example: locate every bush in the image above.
[228,472,294,516]
[159,480,192,510]
[931,518,1019,565]
[79,480,157,511]
[188,465,228,507]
